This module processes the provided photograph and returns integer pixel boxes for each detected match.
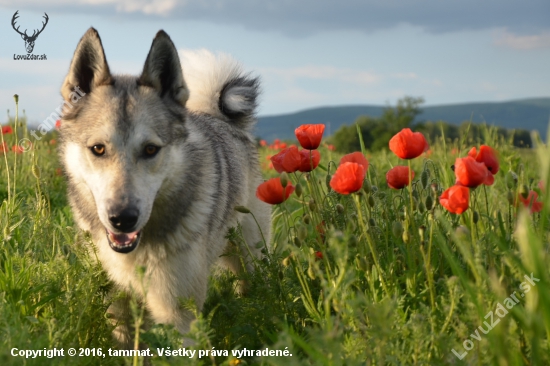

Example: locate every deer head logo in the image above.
[12,11,49,54]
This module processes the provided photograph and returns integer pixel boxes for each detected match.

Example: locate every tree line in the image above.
[329,96,532,153]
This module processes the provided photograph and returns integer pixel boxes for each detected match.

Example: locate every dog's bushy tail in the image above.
[180,49,259,130]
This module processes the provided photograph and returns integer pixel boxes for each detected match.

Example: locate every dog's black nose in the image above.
[108,208,139,232]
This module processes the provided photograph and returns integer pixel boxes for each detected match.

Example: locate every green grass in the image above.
[1,99,550,365]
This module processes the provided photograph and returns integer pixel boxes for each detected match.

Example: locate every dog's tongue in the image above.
[109,231,139,245]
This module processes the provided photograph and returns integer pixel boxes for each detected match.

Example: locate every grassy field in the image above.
[1,99,550,365]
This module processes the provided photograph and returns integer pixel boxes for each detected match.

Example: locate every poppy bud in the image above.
[428,212,434,222]
[368,218,376,227]
[282,256,291,267]
[425,195,434,210]
[308,198,316,212]
[297,224,308,241]
[307,265,316,280]
[473,211,479,224]
[14,94,19,103]
[336,203,344,214]
[421,170,429,189]
[520,184,529,199]
[332,298,340,312]
[32,164,41,179]
[363,179,372,194]
[506,171,518,189]
[357,257,368,271]
[371,185,378,193]
[392,221,403,237]
[402,230,410,243]
[303,214,311,225]
[280,172,289,188]
[234,206,251,214]
[368,196,375,208]
[418,225,426,242]
[295,183,303,197]
[293,236,301,247]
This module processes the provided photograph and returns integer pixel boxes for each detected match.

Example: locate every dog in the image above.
[58,28,271,347]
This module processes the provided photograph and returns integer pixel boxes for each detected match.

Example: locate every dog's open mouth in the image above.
[106,230,141,253]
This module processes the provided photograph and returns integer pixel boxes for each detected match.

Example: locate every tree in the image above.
[330,96,424,153]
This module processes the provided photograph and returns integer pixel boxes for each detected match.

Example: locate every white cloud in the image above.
[391,72,418,80]
[259,65,381,86]
[494,29,550,50]
[2,0,548,36]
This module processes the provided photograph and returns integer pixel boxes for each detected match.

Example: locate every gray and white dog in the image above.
[58,28,270,346]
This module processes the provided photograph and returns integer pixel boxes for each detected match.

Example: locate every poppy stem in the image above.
[353,194,389,295]
[483,184,489,218]
[407,160,415,229]
[0,121,10,210]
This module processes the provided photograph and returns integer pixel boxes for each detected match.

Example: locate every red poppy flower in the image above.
[468,145,499,175]
[386,166,415,189]
[315,251,323,260]
[298,149,320,172]
[327,144,335,151]
[1,126,13,134]
[0,142,8,153]
[389,128,429,159]
[330,162,366,194]
[295,124,325,150]
[259,139,267,147]
[340,152,369,172]
[516,190,543,213]
[439,185,469,214]
[11,145,24,154]
[50,139,57,145]
[55,120,61,129]
[454,156,493,187]
[270,146,302,173]
[256,177,295,205]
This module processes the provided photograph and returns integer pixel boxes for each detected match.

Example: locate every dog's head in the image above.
[59,28,189,254]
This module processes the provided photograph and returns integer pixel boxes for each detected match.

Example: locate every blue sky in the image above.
[1,0,549,125]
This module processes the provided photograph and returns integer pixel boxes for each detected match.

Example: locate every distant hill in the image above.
[255,98,550,141]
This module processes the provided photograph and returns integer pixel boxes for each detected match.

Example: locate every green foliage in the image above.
[417,120,533,148]
[331,96,533,153]
[331,96,424,153]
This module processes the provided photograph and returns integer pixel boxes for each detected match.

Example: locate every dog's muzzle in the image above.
[105,207,141,253]
[106,229,141,253]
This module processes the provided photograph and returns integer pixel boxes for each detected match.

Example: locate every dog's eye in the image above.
[91,144,105,156]
[144,145,160,157]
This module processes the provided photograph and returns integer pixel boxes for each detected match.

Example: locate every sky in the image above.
[0,0,549,125]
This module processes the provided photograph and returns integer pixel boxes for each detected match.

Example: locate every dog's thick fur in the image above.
[58,28,270,346]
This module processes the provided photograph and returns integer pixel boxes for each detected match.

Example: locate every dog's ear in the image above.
[61,28,112,101]
[139,30,189,106]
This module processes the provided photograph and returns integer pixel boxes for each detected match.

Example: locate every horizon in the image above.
[256,96,550,118]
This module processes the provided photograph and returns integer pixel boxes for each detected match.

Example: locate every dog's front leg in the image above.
[107,291,134,349]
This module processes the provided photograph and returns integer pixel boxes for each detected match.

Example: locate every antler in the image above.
[11,10,27,37]
[28,13,49,40]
